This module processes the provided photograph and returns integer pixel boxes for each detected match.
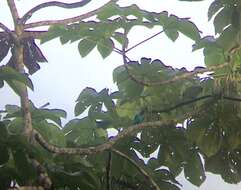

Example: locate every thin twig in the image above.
[0,23,12,34]
[24,0,115,29]
[21,0,92,23]
[152,95,213,114]
[111,148,160,190]
[34,120,172,155]
[126,30,165,53]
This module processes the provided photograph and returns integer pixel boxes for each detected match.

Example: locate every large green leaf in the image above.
[40,25,67,44]
[78,38,97,57]
[75,87,98,116]
[165,28,179,42]
[216,25,239,51]
[63,118,95,145]
[213,6,233,34]
[208,0,223,21]
[34,121,66,147]
[32,108,66,126]
[97,38,114,58]
[184,150,206,186]
[177,18,201,41]
[0,145,9,165]
[0,66,34,90]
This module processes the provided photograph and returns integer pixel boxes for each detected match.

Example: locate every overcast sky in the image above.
[0,0,240,189]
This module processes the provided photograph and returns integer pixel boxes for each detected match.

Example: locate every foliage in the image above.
[1,0,241,189]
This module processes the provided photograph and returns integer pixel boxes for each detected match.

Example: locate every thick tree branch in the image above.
[34,120,172,155]
[29,158,52,189]
[7,0,33,138]
[111,148,160,190]
[24,0,115,29]
[7,0,19,24]
[21,0,91,23]
[0,30,48,39]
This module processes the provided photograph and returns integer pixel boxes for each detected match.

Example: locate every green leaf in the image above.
[97,1,121,20]
[208,0,223,21]
[5,104,20,114]
[0,145,9,165]
[165,28,179,42]
[75,87,98,116]
[204,47,225,67]
[182,85,202,100]
[78,38,96,57]
[97,38,114,58]
[63,118,95,145]
[112,32,128,47]
[40,25,67,44]
[0,66,34,90]
[216,25,239,51]
[213,6,232,34]
[94,128,107,139]
[199,127,222,157]
[157,180,181,190]
[113,65,128,84]
[178,18,201,41]
[0,122,8,142]
[34,121,66,147]
[32,108,67,126]
[184,150,206,186]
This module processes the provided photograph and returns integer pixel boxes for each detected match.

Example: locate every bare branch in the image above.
[34,120,172,155]
[0,23,12,34]
[126,30,165,53]
[24,0,115,29]
[111,148,160,190]
[7,0,33,139]
[7,0,20,24]
[21,0,92,23]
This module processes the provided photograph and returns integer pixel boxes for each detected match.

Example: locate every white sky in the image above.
[0,0,240,189]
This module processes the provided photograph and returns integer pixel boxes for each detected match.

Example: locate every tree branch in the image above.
[7,0,20,24]
[29,158,52,189]
[111,148,160,190]
[7,0,33,139]
[24,0,115,29]
[21,0,92,24]
[0,23,12,34]
[153,95,213,114]
[126,29,165,53]
[33,120,172,155]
